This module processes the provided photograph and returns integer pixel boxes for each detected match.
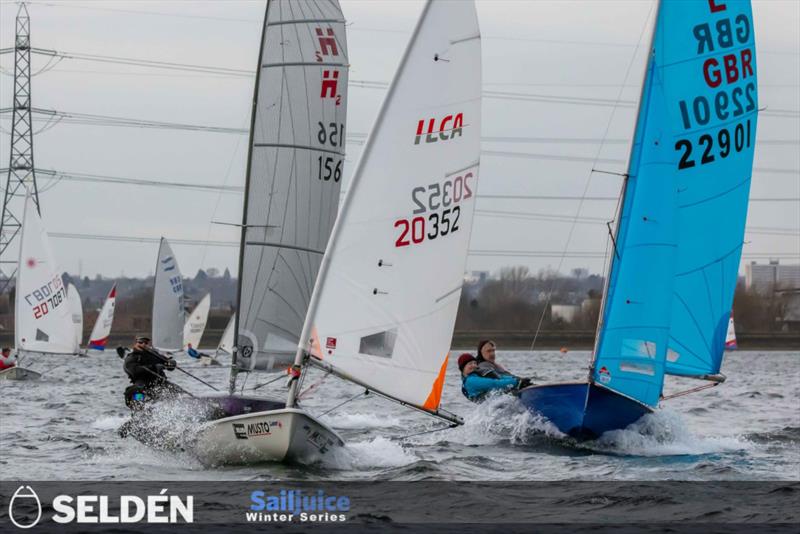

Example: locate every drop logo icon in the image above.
[8,486,42,529]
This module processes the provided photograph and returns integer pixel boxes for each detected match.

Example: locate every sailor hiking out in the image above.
[459,353,531,402]
[117,335,182,409]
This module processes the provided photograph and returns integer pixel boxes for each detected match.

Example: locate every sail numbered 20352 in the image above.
[236,0,349,372]
[300,0,482,412]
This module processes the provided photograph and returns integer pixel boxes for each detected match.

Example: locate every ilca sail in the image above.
[15,192,78,356]
[289,0,482,421]
[151,238,185,351]
[230,0,349,385]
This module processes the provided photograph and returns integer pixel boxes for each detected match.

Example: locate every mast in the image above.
[588,0,661,380]
[229,0,271,395]
[286,0,436,409]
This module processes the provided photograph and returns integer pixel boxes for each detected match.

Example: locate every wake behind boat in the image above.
[519,0,758,439]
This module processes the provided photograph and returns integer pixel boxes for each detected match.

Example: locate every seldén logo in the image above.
[8,486,42,529]
[414,113,464,145]
[7,486,194,528]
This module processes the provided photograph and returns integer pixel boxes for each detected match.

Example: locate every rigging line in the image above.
[528,0,657,353]
[251,371,288,391]
[395,422,460,441]
[317,390,369,418]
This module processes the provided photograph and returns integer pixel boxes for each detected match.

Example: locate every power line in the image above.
[9,49,799,117]
[0,169,244,194]
[44,231,800,260]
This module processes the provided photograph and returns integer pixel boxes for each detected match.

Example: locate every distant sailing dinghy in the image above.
[183,293,210,350]
[193,0,481,465]
[151,238,185,352]
[520,0,758,439]
[725,312,737,350]
[6,193,80,379]
[67,283,85,356]
[214,314,235,356]
[87,284,117,352]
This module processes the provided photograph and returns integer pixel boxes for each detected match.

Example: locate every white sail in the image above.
[218,314,235,354]
[725,312,737,350]
[233,0,349,374]
[297,0,481,412]
[183,293,210,349]
[15,193,78,355]
[151,237,184,351]
[67,283,83,348]
[88,284,116,351]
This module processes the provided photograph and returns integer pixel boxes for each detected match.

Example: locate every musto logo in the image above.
[7,487,193,527]
[233,420,281,440]
[248,489,349,523]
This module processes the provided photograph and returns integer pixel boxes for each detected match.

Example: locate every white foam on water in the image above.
[589,408,755,457]
[431,393,564,446]
[330,436,418,470]
[92,414,129,431]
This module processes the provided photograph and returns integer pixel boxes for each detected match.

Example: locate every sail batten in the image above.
[232,0,349,377]
[592,0,758,403]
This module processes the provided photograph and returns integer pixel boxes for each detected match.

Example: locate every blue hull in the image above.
[518,382,652,440]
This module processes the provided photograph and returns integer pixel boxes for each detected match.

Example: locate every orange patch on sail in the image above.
[422,353,449,411]
[310,326,323,359]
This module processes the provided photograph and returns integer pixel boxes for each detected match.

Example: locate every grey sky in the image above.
[1,0,798,279]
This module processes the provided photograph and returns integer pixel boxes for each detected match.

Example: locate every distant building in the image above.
[551,304,580,323]
[465,271,489,284]
[745,260,800,294]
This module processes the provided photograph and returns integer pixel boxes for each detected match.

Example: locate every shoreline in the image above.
[1,330,798,352]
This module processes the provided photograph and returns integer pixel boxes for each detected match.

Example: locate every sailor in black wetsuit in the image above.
[118,335,183,409]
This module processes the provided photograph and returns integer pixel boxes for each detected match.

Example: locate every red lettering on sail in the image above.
[315,28,339,56]
[321,70,339,98]
[708,0,727,13]
[414,113,464,145]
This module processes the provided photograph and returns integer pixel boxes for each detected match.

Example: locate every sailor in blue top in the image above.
[459,353,529,402]
[186,343,200,359]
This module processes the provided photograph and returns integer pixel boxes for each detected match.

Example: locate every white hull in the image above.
[193,408,343,466]
[0,367,41,380]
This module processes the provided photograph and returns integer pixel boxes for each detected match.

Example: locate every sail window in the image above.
[667,348,680,362]
[621,338,657,359]
[359,329,398,358]
[36,329,49,342]
[620,362,655,376]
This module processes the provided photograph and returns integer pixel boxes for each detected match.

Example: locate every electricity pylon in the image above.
[0,2,39,294]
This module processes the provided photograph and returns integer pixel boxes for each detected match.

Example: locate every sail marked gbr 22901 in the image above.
[299,0,482,413]
[592,0,758,406]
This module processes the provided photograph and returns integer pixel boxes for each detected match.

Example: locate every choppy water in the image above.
[1,350,798,481]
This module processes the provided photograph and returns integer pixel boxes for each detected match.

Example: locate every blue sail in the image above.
[592,0,757,406]
[663,0,757,377]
